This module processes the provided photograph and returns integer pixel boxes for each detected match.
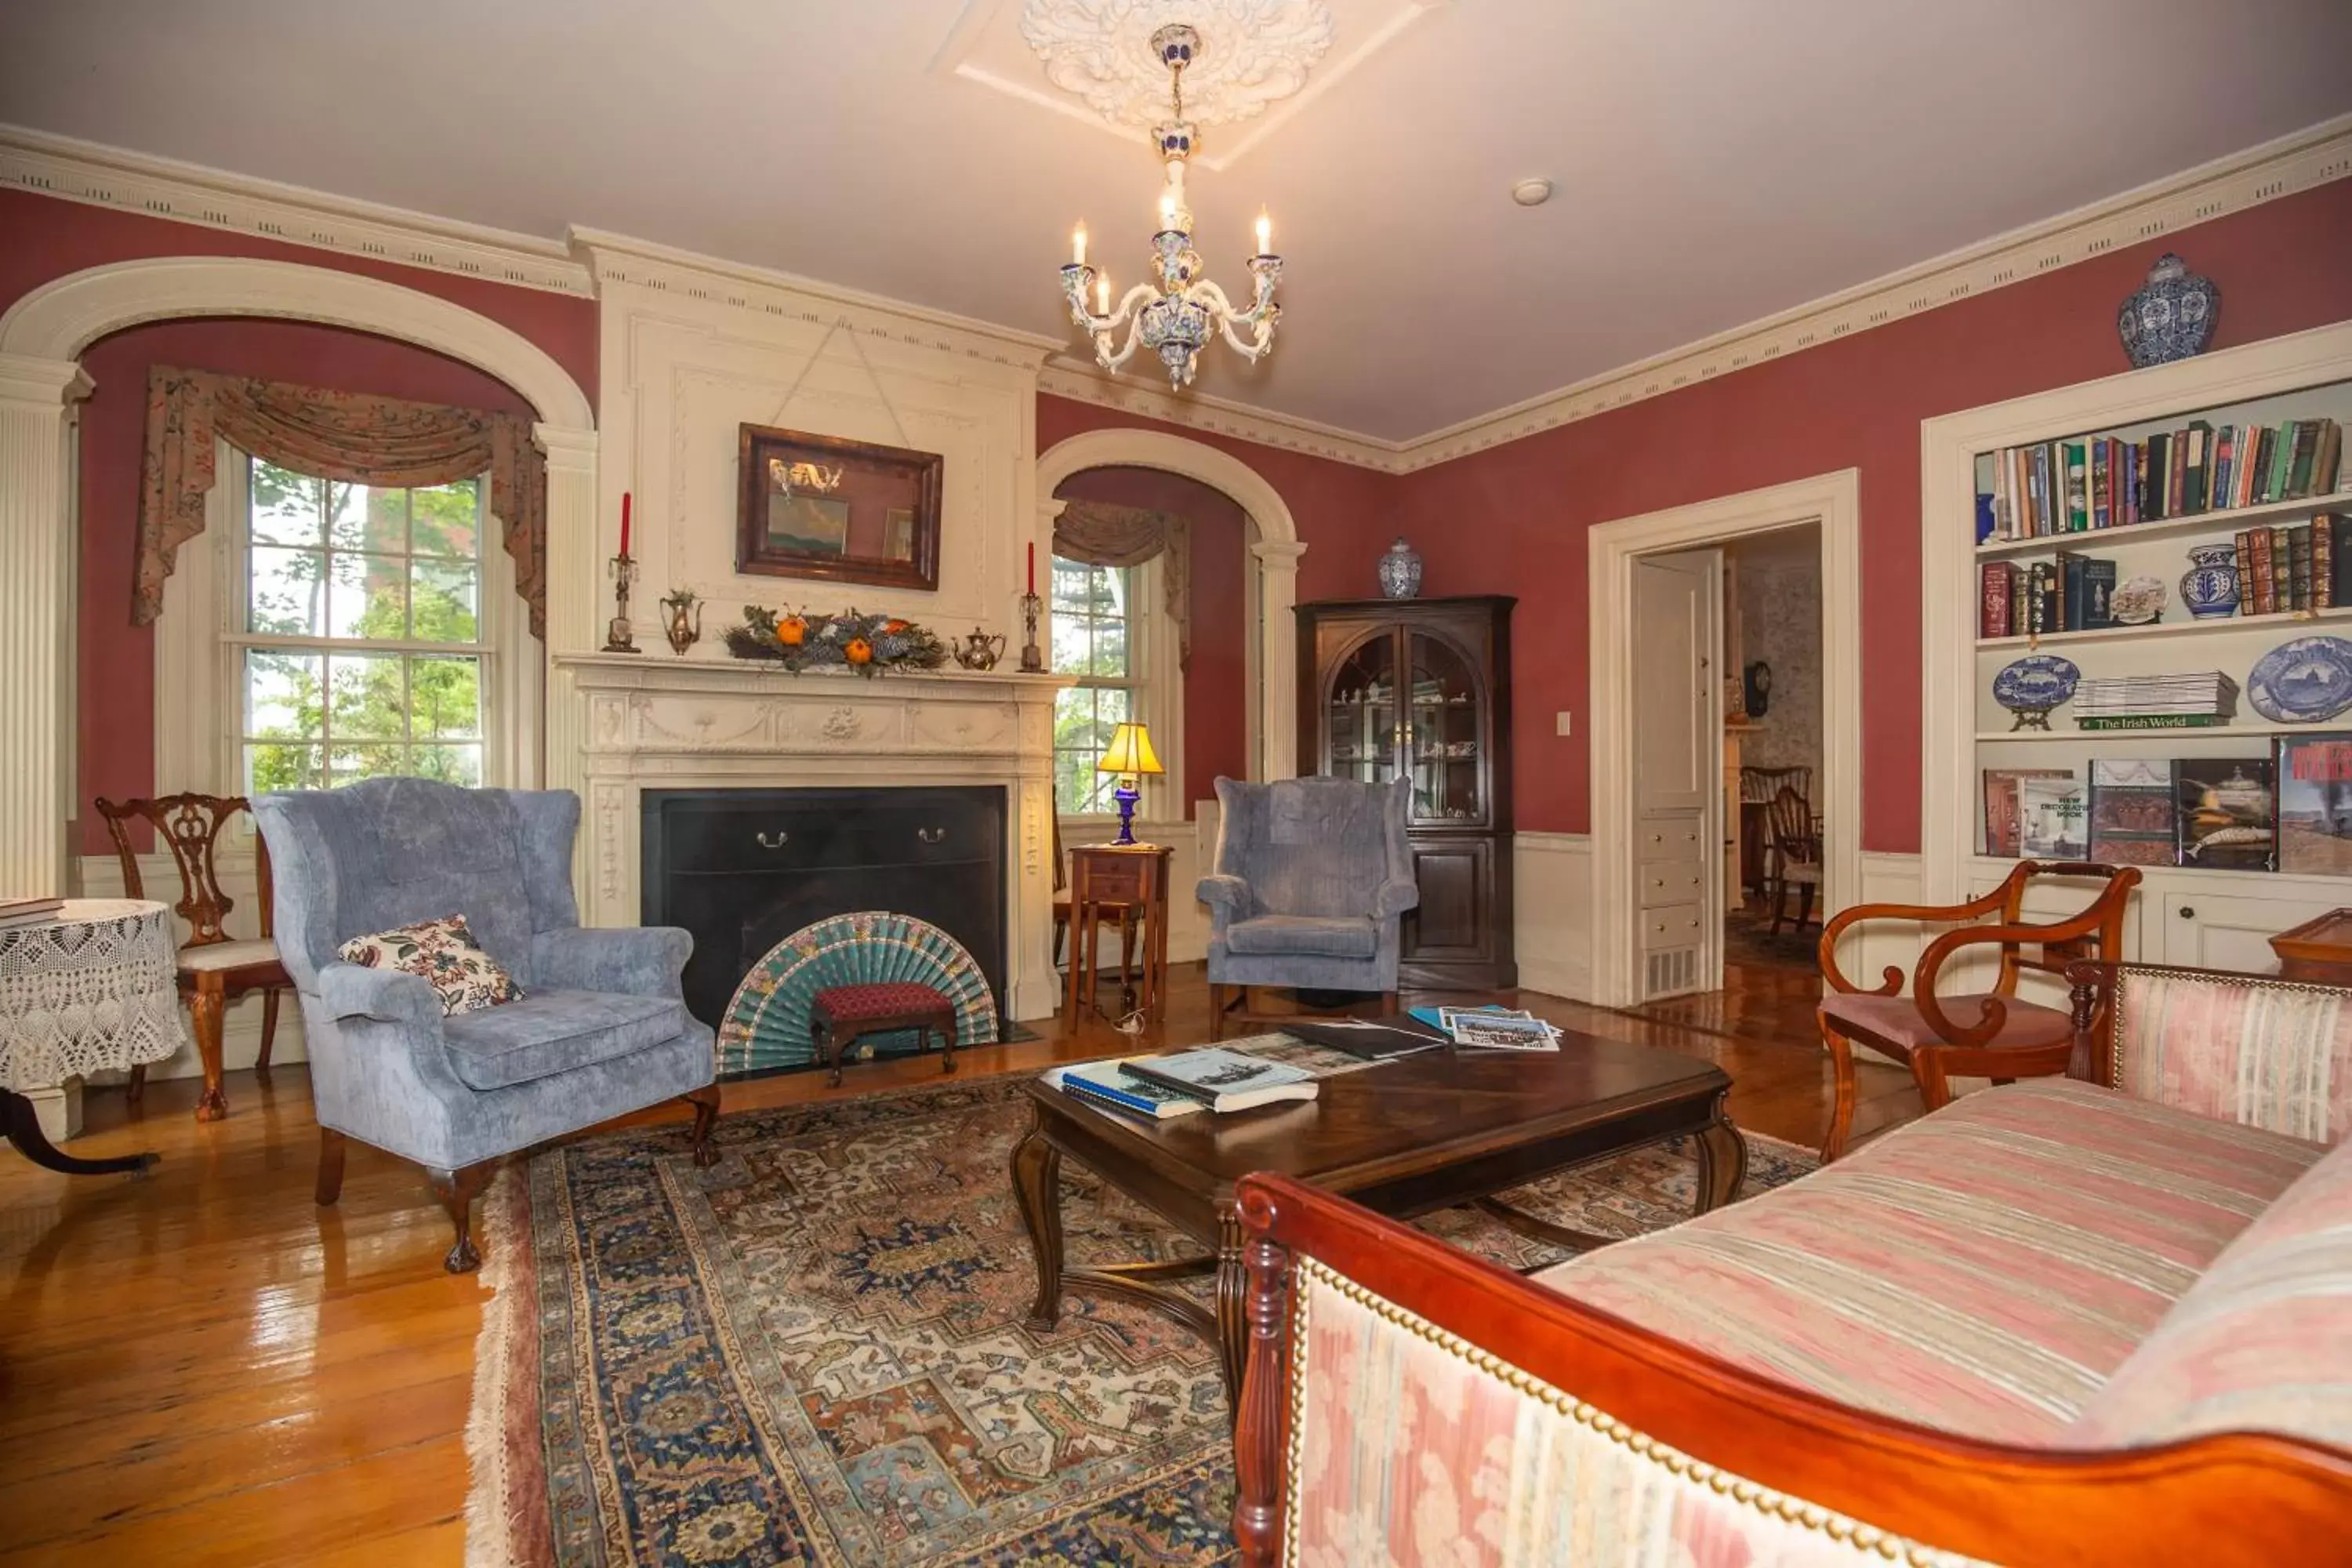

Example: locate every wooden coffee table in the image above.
[1011,1029,1744,1407]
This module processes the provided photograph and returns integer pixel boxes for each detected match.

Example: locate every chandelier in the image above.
[1058,24,1283,390]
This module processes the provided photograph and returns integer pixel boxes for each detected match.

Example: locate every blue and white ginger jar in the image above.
[2180,541,2240,620]
[1377,536,1422,599]
[2118,253,2219,368]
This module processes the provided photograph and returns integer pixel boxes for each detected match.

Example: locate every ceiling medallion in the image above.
[1057,23,1283,390]
[1020,0,1334,131]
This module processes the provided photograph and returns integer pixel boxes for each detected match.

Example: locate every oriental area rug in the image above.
[466,1075,1816,1567]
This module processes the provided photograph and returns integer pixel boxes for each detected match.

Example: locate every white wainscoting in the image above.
[1513,832,1594,1000]
[1510,837,1926,1007]
[71,850,306,1081]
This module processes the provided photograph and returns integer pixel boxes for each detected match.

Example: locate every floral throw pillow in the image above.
[337,913,524,1016]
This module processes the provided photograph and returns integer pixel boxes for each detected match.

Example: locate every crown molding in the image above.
[1391,111,2352,473]
[0,123,593,298]
[570,227,1060,369]
[1038,358,1410,470]
[5,112,2345,473]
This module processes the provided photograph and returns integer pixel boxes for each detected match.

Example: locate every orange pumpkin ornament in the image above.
[775,615,806,648]
[844,637,874,666]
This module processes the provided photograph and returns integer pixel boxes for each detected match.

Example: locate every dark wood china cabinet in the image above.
[1296,595,1515,990]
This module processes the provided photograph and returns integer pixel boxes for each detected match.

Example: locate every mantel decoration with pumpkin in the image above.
[722,604,949,675]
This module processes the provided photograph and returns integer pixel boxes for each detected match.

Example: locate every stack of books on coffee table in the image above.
[1044,1047,1320,1120]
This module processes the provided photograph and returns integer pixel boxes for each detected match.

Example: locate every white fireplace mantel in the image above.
[554,652,1076,1021]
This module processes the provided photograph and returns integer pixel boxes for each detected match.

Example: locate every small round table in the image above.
[1,898,186,1175]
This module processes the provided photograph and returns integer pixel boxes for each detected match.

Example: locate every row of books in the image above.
[1984,735,2352,875]
[2232,518,2347,615]
[1980,552,2114,636]
[1980,418,2346,542]
[1977,515,2352,637]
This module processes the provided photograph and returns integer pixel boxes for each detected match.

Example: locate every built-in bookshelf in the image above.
[1922,322,2352,972]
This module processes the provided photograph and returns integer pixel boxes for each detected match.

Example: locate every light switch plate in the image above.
[1555,711,1573,736]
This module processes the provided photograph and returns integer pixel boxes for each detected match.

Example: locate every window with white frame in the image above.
[1051,555,1139,815]
[232,454,494,792]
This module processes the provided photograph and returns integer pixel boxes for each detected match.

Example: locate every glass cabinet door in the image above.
[1406,631,1483,823]
[1323,631,1399,786]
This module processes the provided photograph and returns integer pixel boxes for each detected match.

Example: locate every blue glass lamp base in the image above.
[1112,780,1142,845]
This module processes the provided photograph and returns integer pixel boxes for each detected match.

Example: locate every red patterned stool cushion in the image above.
[812,982,953,1024]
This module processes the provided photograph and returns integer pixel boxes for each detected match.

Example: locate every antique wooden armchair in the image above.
[94,793,293,1122]
[1813,859,2140,1160]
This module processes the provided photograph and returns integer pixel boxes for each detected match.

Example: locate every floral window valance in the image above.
[1052,499,1191,671]
[135,365,548,637]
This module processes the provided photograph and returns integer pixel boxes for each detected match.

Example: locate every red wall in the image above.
[1051,465,1251,808]
[1389,178,2352,851]
[74,319,549,852]
[1036,397,1396,606]
[0,189,597,399]
[2,189,597,855]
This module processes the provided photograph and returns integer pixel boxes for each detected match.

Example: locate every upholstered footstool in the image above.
[811,982,959,1088]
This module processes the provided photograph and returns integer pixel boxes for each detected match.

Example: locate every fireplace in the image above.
[641,786,1007,1030]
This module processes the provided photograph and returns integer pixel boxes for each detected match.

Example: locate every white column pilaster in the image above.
[1252,539,1308,781]
[0,354,92,899]
[535,423,601,910]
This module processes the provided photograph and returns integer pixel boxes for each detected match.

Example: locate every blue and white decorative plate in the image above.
[717,911,999,1077]
[1992,654,2080,713]
[2249,637,2352,724]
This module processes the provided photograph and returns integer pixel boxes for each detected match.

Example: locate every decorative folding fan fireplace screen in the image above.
[717,912,1000,1078]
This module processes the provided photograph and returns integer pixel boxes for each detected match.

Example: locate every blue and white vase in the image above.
[2118,253,2219,368]
[2180,542,2241,620]
[1377,536,1423,599]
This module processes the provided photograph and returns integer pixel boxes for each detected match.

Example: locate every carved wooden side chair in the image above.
[1813,859,2140,1161]
[1761,785,1824,935]
[94,793,293,1121]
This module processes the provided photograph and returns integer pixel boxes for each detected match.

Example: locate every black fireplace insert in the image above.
[640,786,1007,1031]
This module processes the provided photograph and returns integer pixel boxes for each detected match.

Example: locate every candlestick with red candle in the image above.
[619,492,633,559]
[1027,541,1035,597]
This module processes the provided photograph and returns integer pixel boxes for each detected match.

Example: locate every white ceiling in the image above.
[4,1,2349,441]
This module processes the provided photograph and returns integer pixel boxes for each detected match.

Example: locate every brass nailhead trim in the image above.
[2109,967,2346,1107]
[1290,1257,1938,1566]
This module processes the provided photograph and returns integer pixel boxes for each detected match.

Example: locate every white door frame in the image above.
[1588,469,1863,1008]
[1034,427,1306,783]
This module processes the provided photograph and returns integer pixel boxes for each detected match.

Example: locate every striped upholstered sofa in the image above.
[1229,962,2352,1566]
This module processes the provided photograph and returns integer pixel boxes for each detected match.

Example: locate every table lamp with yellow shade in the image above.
[1096,720,1163,846]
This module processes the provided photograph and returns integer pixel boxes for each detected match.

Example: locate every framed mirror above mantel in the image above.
[735,422,944,592]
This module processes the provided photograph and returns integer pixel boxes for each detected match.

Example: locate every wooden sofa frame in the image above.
[1231,961,2352,1564]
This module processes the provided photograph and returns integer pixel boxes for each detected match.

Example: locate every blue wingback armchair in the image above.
[1198,775,1418,1038]
[253,779,717,1272]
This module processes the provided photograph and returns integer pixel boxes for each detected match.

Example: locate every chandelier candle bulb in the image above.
[1255,209,1271,256]
[1095,274,1109,315]
[1071,224,1086,266]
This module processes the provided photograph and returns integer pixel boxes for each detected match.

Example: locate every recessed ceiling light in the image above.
[1511,178,1554,208]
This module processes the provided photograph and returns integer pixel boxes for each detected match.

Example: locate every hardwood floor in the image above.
[0,959,1917,1565]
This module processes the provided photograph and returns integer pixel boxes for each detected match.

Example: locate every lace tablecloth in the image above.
[0,898,187,1093]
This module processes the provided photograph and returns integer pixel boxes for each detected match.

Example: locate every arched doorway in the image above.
[1034,427,1306,783]
[0,255,597,896]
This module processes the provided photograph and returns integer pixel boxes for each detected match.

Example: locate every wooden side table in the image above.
[1065,842,1174,1024]
[2270,909,2352,984]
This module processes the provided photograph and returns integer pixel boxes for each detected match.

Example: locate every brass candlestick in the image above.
[1019,591,1044,673]
[604,554,641,653]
